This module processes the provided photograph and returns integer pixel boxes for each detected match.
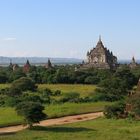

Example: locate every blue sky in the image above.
[0,0,140,59]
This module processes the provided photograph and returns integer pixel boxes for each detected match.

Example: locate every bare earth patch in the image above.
[0,112,103,134]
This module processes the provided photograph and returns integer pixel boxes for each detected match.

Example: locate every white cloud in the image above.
[3,37,17,41]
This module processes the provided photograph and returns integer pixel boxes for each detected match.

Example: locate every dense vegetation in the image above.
[0,65,118,84]
[0,64,139,86]
[0,64,140,127]
[0,65,139,105]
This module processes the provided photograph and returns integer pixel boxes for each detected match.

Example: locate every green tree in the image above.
[11,77,37,92]
[16,101,46,128]
[84,76,99,84]
[0,71,8,83]
[9,68,26,82]
[40,88,53,104]
[114,68,137,89]
[97,77,128,101]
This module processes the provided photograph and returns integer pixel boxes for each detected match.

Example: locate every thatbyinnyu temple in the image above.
[83,36,118,69]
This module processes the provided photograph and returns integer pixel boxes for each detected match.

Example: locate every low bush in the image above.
[53,90,61,96]
[8,86,22,97]
[104,101,126,119]
[4,97,21,107]
[0,88,9,95]
[60,92,80,103]
[88,92,107,102]
[0,95,7,106]
[21,94,43,104]
[42,88,53,96]
[95,78,127,102]
[84,76,100,84]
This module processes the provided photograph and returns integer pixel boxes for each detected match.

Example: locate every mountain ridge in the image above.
[0,56,139,65]
[0,56,83,65]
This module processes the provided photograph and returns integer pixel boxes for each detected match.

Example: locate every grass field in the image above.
[0,84,10,89]
[38,84,97,97]
[0,102,111,127]
[0,118,139,140]
[0,84,101,127]
[0,84,97,97]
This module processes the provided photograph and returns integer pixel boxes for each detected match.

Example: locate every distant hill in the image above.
[0,56,83,66]
[0,56,139,66]
[118,60,140,64]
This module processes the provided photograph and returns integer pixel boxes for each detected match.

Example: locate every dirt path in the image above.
[0,112,103,134]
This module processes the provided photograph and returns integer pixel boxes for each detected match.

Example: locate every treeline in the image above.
[1,64,140,124]
[1,64,140,84]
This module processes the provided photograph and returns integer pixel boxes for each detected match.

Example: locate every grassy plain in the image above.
[0,118,139,140]
[0,102,111,127]
[38,84,97,97]
[0,84,10,89]
[0,84,100,127]
[0,84,97,97]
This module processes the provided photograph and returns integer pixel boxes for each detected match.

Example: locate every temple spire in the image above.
[99,35,101,42]
[97,35,102,45]
[97,35,103,48]
[132,56,135,63]
[26,59,30,65]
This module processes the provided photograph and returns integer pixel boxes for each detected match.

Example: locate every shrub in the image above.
[89,92,106,102]
[8,86,22,97]
[40,88,52,104]
[0,95,7,106]
[104,101,126,119]
[84,76,99,84]
[81,96,92,102]
[0,88,9,95]
[21,94,43,104]
[42,88,53,96]
[53,90,61,96]
[60,92,80,103]
[5,97,20,107]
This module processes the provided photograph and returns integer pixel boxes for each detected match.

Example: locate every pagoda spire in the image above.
[132,56,135,63]
[96,35,103,48]
[99,35,101,42]
[97,35,103,45]
[26,59,30,65]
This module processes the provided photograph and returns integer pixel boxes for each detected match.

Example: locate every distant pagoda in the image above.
[23,60,31,72]
[45,59,53,69]
[83,36,118,69]
[129,56,138,69]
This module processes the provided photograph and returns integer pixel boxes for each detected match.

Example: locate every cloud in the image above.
[3,37,17,41]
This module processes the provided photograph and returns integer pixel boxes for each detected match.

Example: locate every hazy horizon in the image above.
[0,0,140,59]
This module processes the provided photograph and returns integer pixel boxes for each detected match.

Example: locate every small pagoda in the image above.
[129,56,138,69]
[23,60,31,72]
[45,59,53,69]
